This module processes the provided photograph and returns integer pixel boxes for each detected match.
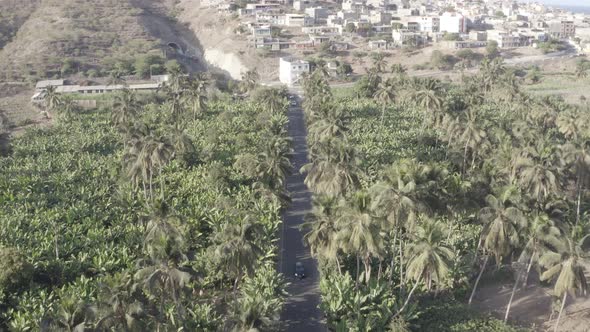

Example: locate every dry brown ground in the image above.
[472,265,590,332]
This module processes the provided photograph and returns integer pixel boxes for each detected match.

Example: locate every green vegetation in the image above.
[537,39,567,54]
[0,73,292,330]
[301,56,590,331]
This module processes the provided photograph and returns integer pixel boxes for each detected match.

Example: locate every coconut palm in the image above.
[469,187,526,305]
[302,138,360,197]
[214,217,264,294]
[457,110,489,173]
[504,212,561,322]
[303,195,342,272]
[405,217,454,292]
[184,75,208,120]
[539,231,590,332]
[112,88,138,128]
[43,85,62,113]
[374,78,396,125]
[515,141,563,207]
[413,79,444,128]
[336,191,384,285]
[563,140,590,227]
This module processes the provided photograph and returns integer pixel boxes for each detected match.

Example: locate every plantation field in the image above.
[0,79,291,331]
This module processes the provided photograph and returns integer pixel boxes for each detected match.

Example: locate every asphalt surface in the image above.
[279,94,326,332]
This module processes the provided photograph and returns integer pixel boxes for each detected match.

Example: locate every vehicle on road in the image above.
[290,100,297,106]
[295,262,305,279]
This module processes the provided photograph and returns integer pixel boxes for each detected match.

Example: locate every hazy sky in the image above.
[529,0,590,6]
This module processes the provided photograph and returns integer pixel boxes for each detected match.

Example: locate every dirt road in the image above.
[279,93,326,331]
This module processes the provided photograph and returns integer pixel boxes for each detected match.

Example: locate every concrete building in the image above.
[418,16,440,33]
[293,0,310,11]
[369,11,392,25]
[279,57,310,86]
[488,30,522,48]
[285,14,314,26]
[305,7,329,22]
[369,39,391,50]
[440,12,467,34]
[392,29,425,46]
[548,21,575,39]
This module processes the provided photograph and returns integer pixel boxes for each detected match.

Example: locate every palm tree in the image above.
[242,69,260,92]
[258,88,287,115]
[413,79,444,128]
[371,53,386,73]
[214,217,264,294]
[303,195,342,272]
[107,70,126,86]
[563,141,590,227]
[112,88,138,128]
[167,92,186,129]
[374,78,396,125]
[256,136,293,191]
[458,110,489,173]
[43,85,62,114]
[515,141,563,207]
[184,75,208,120]
[539,231,589,332]
[406,217,454,291]
[95,272,146,331]
[336,191,383,285]
[469,187,526,305]
[504,212,561,322]
[302,138,360,197]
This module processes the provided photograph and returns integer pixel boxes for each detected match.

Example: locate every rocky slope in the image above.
[177,0,277,80]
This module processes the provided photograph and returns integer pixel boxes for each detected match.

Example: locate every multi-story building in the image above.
[487,30,522,48]
[440,12,467,34]
[392,29,425,46]
[548,21,575,39]
[279,57,310,86]
[305,7,329,22]
[418,16,440,33]
[285,14,314,26]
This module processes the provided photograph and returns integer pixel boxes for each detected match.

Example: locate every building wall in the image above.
[440,13,466,33]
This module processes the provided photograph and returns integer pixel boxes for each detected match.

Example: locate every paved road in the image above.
[279,94,326,332]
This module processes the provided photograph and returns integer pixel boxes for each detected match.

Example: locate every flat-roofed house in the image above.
[279,57,310,86]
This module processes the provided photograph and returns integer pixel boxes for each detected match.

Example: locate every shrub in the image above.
[0,247,34,297]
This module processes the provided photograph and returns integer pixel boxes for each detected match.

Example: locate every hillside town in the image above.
[198,0,589,85]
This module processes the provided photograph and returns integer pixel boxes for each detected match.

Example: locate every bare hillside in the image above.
[0,0,205,81]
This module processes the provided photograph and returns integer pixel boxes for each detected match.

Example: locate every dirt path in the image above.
[472,269,590,331]
[279,92,326,331]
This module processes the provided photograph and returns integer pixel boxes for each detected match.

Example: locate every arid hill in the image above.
[0,0,205,82]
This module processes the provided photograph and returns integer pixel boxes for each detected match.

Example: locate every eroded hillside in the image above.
[0,0,205,81]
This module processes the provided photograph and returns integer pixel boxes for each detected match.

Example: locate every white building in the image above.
[418,16,440,33]
[285,14,314,26]
[279,57,310,86]
[440,12,467,34]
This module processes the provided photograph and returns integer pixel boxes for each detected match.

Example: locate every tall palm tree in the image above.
[374,78,396,125]
[112,88,138,128]
[336,191,384,285]
[539,231,589,332]
[214,217,264,294]
[504,212,561,322]
[469,187,526,305]
[458,110,489,173]
[167,92,186,129]
[405,217,454,291]
[563,140,590,227]
[43,85,62,114]
[413,79,444,128]
[302,138,360,197]
[303,195,342,272]
[515,141,563,207]
[184,75,208,120]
